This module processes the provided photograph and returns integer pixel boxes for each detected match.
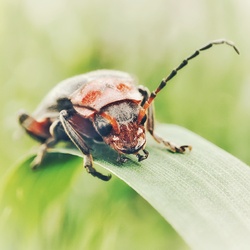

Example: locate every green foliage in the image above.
[1,125,250,249]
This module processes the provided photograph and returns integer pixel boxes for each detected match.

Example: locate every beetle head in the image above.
[93,101,146,155]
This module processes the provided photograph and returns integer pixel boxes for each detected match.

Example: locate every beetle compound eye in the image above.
[96,120,112,137]
[94,115,113,137]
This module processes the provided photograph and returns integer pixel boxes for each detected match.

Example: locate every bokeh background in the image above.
[1,0,249,249]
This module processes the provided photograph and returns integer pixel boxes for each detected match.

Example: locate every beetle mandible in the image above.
[19,39,239,181]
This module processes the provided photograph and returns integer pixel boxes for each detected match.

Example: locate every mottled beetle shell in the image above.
[33,70,142,120]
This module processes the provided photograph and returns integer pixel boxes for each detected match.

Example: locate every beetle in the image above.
[19,39,239,181]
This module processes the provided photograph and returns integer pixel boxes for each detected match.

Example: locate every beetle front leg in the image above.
[83,154,111,181]
[136,149,149,162]
[146,103,192,153]
[116,153,128,163]
[60,110,111,181]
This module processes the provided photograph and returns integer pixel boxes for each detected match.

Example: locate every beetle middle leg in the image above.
[31,119,67,169]
[31,138,55,169]
[59,110,111,181]
[147,104,192,153]
[139,86,192,153]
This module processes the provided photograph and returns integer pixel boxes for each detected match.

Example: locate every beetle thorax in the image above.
[105,101,138,124]
[94,101,146,154]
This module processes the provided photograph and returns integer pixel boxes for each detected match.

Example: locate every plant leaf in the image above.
[1,124,250,250]
[90,124,250,250]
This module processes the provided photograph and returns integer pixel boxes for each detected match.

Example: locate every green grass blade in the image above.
[91,124,250,250]
[1,124,250,250]
[0,153,81,249]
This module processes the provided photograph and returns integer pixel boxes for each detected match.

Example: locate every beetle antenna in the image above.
[142,39,239,111]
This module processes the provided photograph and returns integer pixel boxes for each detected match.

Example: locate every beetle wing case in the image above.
[32,70,141,119]
[70,72,142,117]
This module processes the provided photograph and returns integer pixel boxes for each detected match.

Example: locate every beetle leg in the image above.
[31,120,65,169]
[83,154,112,181]
[146,104,192,153]
[18,111,51,142]
[136,149,149,162]
[117,153,128,163]
[59,110,111,181]
[31,137,55,169]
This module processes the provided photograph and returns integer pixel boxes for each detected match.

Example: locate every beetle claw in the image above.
[30,159,40,170]
[174,145,192,153]
[136,149,149,162]
[85,165,112,181]
[117,154,128,163]
[181,145,192,152]
[30,143,48,170]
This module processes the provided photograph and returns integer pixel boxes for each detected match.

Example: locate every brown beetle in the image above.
[19,39,239,181]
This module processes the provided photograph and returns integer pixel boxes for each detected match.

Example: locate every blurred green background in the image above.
[1,0,249,249]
